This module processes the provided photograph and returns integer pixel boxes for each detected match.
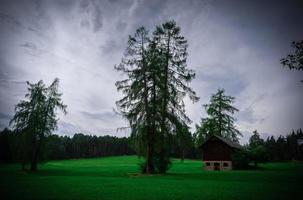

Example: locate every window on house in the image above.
[223,162,228,167]
[214,162,220,170]
[206,162,210,166]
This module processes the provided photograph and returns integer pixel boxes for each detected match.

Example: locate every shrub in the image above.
[249,145,268,166]
[232,150,250,169]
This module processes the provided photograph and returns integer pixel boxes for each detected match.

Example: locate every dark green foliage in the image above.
[281,40,303,82]
[172,125,194,162]
[249,145,268,166]
[232,150,250,169]
[0,130,134,162]
[264,129,303,161]
[9,78,66,170]
[115,21,198,174]
[281,40,303,70]
[248,130,268,166]
[195,88,241,145]
[249,130,264,148]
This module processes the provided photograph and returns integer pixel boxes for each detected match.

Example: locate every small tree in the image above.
[249,145,268,167]
[10,78,66,171]
[195,88,242,144]
[249,130,264,149]
[232,150,250,169]
[248,130,267,166]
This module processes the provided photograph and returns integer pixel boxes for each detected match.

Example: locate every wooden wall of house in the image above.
[202,140,234,161]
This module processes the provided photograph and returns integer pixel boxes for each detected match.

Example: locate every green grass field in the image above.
[1,156,302,200]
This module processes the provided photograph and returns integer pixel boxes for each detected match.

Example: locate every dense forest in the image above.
[0,128,134,163]
[1,128,302,164]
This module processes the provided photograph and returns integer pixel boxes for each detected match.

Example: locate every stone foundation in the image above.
[203,160,232,170]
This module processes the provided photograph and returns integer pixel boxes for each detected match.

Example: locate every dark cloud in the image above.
[195,65,248,97]
[57,121,82,136]
[0,12,22,27]
[78,0,103,32]
[99,39,122,55]
[0,112,12,120]
[80,110,117,121]
[91,2,103,32]
[116,21,127,32]
[20,42,38,51]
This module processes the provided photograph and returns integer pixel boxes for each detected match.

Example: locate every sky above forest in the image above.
[0,0,302,144]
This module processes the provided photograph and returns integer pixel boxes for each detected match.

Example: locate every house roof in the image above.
[201,135,242,150]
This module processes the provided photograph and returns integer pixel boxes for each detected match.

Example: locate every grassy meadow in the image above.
[0,156,302,200]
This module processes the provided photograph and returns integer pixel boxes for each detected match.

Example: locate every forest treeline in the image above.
[0,129,134,162]
[1,128,302,163]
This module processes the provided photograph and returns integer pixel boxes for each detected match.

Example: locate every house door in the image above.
[214,162,220,170]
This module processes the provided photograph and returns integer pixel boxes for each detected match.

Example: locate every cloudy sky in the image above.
[0,0,302,144]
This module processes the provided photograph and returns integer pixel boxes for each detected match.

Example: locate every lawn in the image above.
[0,156,302,200]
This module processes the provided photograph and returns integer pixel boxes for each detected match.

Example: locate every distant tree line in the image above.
[232,129,303,169]
[0,129,134,163]
[2,127,302,165]
[259,129,303,161]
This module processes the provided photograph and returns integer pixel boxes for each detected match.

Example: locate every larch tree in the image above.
[115,21,198,174]
[115,27,156,173]
[151,21,199,173]
[10,78,66,171]
[195,88,241,144]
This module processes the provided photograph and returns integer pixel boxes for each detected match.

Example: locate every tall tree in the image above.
[115,26,156,173]
[10,78,66,171]
[195,88,241,144]
[115,21,198,174]
[151,21,199,172]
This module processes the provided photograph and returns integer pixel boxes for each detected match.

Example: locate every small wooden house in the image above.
[201,135,242,170]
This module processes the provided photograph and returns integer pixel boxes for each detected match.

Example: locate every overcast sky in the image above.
[0,0,302,144]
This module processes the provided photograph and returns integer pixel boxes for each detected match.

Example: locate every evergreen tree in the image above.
[10,78,66,171]
[115,21,198,174]
[195,88,241,144]
[151,21,198,173]
[249,130,264,148]
[176,125,193,162]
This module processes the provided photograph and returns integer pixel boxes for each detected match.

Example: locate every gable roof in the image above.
[201,135,242,150]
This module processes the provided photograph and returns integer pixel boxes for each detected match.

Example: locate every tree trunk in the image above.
[30,141,40,171]
[146,141,153,174]
[180,149,185,163]
[30,160,38,171]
